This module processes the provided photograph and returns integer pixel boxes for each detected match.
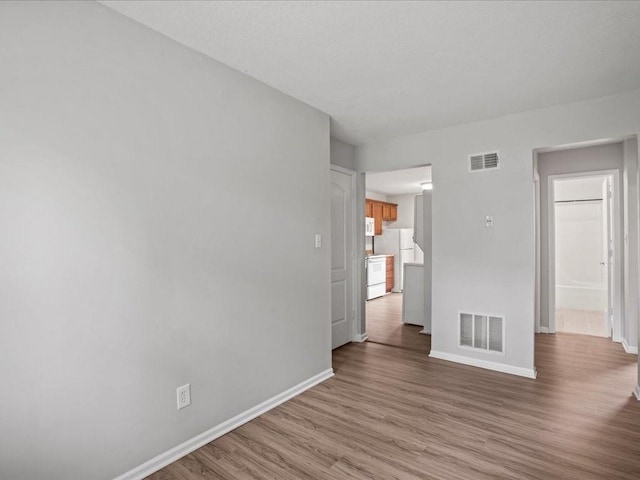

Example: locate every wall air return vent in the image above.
[468,151,500,173]
[459,312,504,355]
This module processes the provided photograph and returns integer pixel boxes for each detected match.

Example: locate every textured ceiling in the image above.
[366,166,432,196]
[100,1,640,145]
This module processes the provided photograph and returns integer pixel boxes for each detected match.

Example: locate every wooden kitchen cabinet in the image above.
[388,204,397,221]
[382,203,398,221]
[365,198,398,234]
[372,202,383,235]
[386,255,394,292]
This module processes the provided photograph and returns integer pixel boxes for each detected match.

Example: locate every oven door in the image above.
[366,257,386,286]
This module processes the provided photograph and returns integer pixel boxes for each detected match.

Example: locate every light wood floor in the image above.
[148,333,639,479]
[556,308,607,337]
[366,293,428,352]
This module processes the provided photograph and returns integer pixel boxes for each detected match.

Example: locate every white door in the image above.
[602,177,614,337]
[330,168,353,349]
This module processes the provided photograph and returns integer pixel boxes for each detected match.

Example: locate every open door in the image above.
[330,167,354,349]
[602,176,614,337]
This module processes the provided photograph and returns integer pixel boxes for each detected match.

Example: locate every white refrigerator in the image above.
[374,228,415,292]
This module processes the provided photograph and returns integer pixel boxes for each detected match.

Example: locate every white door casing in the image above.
[547,170,621,340]
[603,177,614,336]
[330,167,354,349]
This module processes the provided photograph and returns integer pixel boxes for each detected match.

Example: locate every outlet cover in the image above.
[177,383,191,410]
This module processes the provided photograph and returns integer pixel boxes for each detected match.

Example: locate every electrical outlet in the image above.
[315,234,322,248]
[485,215,494,228]
[177,383,191,410]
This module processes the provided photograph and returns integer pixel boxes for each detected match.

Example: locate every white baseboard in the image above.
[353,332,368,342]
[634,384,640,401]
[622,338,638,355]
[419,329,430,335]
[113,368,334,480]
[429,350,537,379]
[539,326,549,334]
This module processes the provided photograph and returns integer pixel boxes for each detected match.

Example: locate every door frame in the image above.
[330,165,362,344]
[546,169,622,340]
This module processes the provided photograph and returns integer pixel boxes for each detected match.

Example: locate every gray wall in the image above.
[0,2,331,479]
[537,143,624,333]
[387,193,418,229]
[330,138,356,170]
[357,89,640,376]
[623,137,639,351]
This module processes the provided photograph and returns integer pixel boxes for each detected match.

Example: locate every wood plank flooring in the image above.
[366,293,428,352]
[148,331,639,479]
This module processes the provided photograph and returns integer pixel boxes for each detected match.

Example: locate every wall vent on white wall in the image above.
[468,151,500,173]
[459,312,504,354]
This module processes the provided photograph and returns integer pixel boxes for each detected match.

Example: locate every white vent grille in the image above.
[459,312,504,354]
[468,151,500,173]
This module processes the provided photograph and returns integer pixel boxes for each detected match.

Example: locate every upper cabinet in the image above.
[382,203,397,221]
[365,199,398,235]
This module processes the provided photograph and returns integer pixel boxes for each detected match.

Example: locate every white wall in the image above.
[554,178,607,311]
[554,176,604,201]
[357,89,640,377]
[387,193,418,229]
[365,190,387,202]
[0,3,331,479]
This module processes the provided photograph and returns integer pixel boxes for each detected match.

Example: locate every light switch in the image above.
[485,216,494,228]
[315,234,322,248]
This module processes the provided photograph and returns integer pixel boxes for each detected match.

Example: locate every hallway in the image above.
[365,293,428,352]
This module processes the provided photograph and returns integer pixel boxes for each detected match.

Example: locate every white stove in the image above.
[366,255,387,300]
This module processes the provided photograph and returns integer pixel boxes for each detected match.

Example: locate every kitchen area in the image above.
[365,166,432,349]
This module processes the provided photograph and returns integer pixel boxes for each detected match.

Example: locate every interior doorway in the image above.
[533,139,636,351]
[363,165,431,352]
[552,174,613,337]
[330,166,355,350]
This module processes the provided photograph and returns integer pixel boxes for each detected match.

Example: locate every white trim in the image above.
[353,332,368,342]
[113,369,334,480]
[634,384,640,401]
[546,169,623,341]
[429,350,537,379]
[622,338,638,355]
[419,328,430,335]
[539,326,549,334]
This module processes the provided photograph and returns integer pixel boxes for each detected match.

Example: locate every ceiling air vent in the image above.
[468,151,500,173]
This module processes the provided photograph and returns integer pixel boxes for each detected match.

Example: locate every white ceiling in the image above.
[100,1,640,145]
[366,166,432,196]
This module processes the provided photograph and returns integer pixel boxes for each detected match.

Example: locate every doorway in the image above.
[546,169,621,339]
[552,174,613,337]
[533,139,633,348]
[330,166,355,350]
[363,165,431,352]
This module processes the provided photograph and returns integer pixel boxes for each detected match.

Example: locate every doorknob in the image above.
[600,262,607,266]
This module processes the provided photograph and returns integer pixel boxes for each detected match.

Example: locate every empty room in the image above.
[1,1,640,480]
